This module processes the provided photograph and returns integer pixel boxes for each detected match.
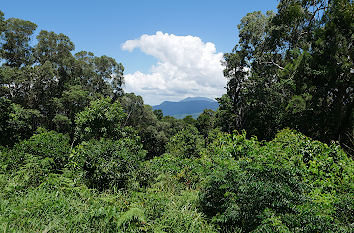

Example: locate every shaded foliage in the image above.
[220,0,353,154]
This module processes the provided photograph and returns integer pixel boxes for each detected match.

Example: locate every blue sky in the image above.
[2,0,278,105]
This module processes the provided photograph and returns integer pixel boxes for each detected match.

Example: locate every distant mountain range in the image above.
[153,97,219,119]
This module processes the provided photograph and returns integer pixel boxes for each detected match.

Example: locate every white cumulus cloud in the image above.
[122,31,226,105]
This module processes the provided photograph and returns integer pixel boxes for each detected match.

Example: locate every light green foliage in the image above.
[199,129,353,232]
[75,97,126,141]
[146,190,217,233]
[70,137,146,191]
[0,5,353,233]
[141,153,208,190]
[0,128,70,192]
[0,99,42,146]
[166,126,204,159]
[116,208,146,231]
[125,175,217,233]
[0,174,129,232]
[5,128,70,171]
[1,126,352,232]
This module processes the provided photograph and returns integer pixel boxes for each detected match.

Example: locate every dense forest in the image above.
[0,0,353,232]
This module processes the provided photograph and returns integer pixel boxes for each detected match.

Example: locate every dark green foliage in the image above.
[201,163,305,232]
[73,51,124,98]
[215,95,237,133]
[118,93,170,158]
[161,115,186,137]
[7,104,42,142]
[183,115,197,126]
[0,12,125,138]
[2,17,37,67]
[139,124,169,159]
[34,30,75,66]
[196,109,216,139]
[153,109,163,120]
[52,85,92,134]
[0,11,5,34]
[0,97,12,145]
[221,0,354,153]
[70,137,146,191]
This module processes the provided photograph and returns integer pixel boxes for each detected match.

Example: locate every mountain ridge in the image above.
[153,97,218,119]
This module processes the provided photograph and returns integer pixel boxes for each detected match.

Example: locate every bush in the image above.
[4,128,70,172]
[139,153,208,189]
[70,137,146,191]
[0,98,42,146]
[200,158,306,232]
[75,97,126,141]
[199,129,353,232]
[166,126,204,159]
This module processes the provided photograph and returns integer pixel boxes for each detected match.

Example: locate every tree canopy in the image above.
[219,0,353,155]
[0,3,353,232]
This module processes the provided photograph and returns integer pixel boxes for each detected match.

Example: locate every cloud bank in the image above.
[122,31,226,105]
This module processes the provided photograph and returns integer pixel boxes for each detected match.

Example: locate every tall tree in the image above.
[74,51,124,99]
[221,0,353,151]
[1,17,37,67]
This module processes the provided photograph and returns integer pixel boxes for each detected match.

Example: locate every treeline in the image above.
[0,0,353,232]
[218,0,353,155]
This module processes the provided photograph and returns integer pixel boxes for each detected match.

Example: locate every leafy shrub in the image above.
[116,208,147,232]
[0,98,42,146]
[166,126,204,159]
[0,129,71,191]
[199,129,353,232]
[4,128,70,172]
[138,152,210,191]
[200,158,306,232]
[70,137,146,191]
[75,97,126,141]
[206,130,260,160]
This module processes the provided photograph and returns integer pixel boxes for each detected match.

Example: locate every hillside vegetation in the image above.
[0,0,353,232]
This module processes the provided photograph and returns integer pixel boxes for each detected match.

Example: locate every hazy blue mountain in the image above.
[153,97,218,119]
